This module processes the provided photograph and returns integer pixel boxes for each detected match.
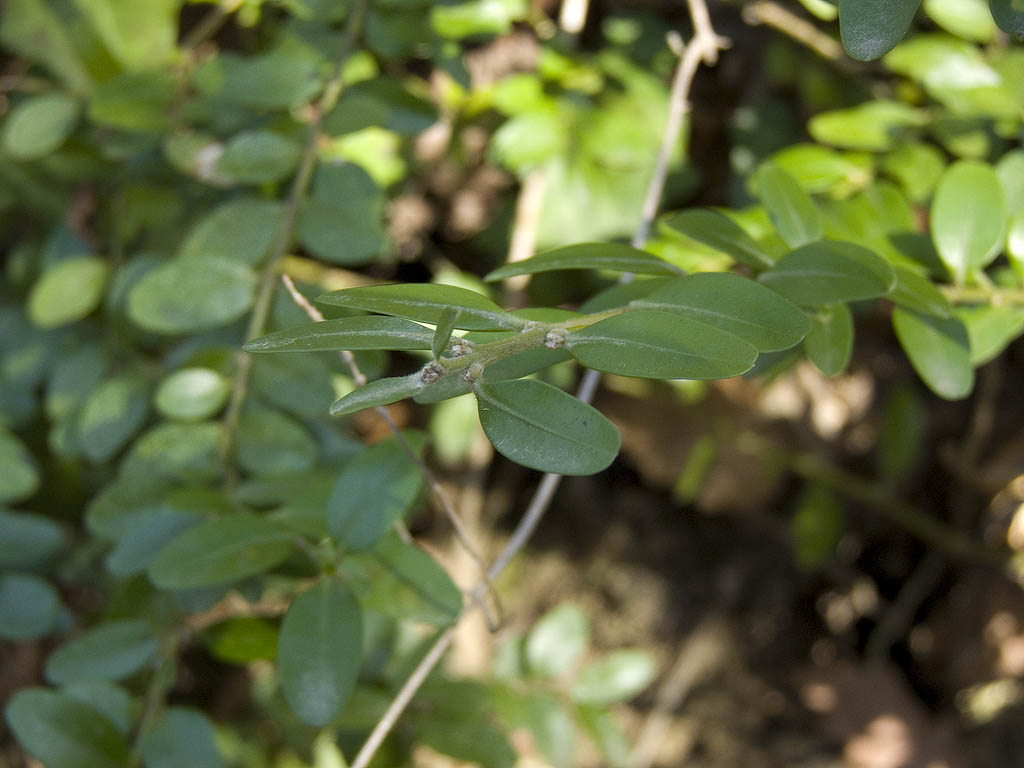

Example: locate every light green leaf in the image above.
[61,682,137,736]
[839,0,922,60]
[215,130,301,185]
[87,71,175,133]
[570,649,656,705]
[755,163,823,248]
[577,705,631,767]
[278,580,363,726]
[666,209,774,270]
[567,310,758,379]
[78,373,150,463]
[1008,210,1024,277]
[298,163,386,266]
[881,143,946,203]
[758,240,895,305]
[525,603,589,679]
[804,304,854,376]
[148,515,295,589]
[27,256,109,329]
[330,374,424,417]
[633,272,810,352]
[74,0,179,69]
[769,144,874,196]
[179,198,285,267]
[246,316,434,353]
[327,434,424,550]
[155,368,229,422]
[432,306,458,360]
[205,617,278,664]
[6,688,129,768]
[990,0,1024,38]
[931,161,1007,283]
[237,406,317,476]
[2,93,79,160]
[956,305,1024,365]
[996,150,1024,214]
[318,283,524,331]
[0,427,40,503]
[128,256,256,334]
[141,708,224,768]
[807,100,926,151]
[430,0,527,38]
[0,573,60,640]
[485,243,680,281]
[892,306,973,399]
[474,379,619,475]
[0,509,63,569]
[45,619,158,684]
[495,690,576,768]
[890,267,953,317]
[923,0,996,41]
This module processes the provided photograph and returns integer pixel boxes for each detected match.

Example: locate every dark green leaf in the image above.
[878,382,927,481]
[892,307,974,399]
[61,682,137,735]
[195,45,322,110]
[2,93,79,160]
[567,310,758,379]
[0,573,60,640]
[485,243,679,281]
[246,316,434,353]
[215,130,301,185]
[278,580,363,726]
[179,198,285,267]
[331,373,424,417]
[578,277,672,313]
[570,649,656,705]
[890,267,953,317]
[87,71,175,133]
[318,283,524,331]
[931,161,1007,283]
[839,0,921,60]
[205,617,279,664]
[432,306,458,360]
[121,423,223,484]
[327,434,424,549]
[105,507,203,577]
[804,304,853,376]
[141,708,224,768]
[298,163,385,266]
[154,368,230,422]
[756,163,824,248]
[149,515,295,589]
[0,509,64,569]
[0,428,40,503]
[990,0,1024,38]
[791,484,844,571]
[758,240,895,305]
[632,273,810,352]
[5,688,129,768]
[0,0,90,94]
[525,603,589,679]
[78,373,150,463]
[237,406,317,476]
[474,379,620,475]
[666,209,774,270]
[46,619,158,684]
[27,256,109,329]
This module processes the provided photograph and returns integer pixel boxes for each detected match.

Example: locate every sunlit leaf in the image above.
[931,161,1007,284]
[666,209,773,270]
[804,304,854,376]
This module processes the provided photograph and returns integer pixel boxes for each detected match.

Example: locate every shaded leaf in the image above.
[331,373,424,417]
[298,163,385,266]
[432,306,458,360]
[666,209,773,270]
[755,163,823,247]
[758,240,895,305]
[78,373,150,463]
[61,681,136,736]
[804,304,854,376]
[791,484,844,571]
[890,266,953,317]
[46,619,158,684]
[105,507,203,577]
[839,0,921,60]
[196,45,322,110]
[0,428,40,503]
[0,509,64,569]
[141,708,224,768]
[0,0,91,94]
[990,0,1024,38]
[179,198,285,267]
[892,307,973,399]
[215,130,301,185]
[485,243,679,281]
[956,305,1024,365]
[0,573,60,640]
[236,406,317,476]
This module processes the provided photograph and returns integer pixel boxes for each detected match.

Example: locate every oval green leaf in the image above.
[27,256,109,329]
[804,304,854,376]
[892,306,973,399]
[2,93,79,159]
[318,283,524,331]
[0,509,64,569]
[214,130,300,185]
[0,572,60,640]
[931,161,1006,284]
[6,688,129,768]
[148,515,295,590]
[278,579,363,726]
[567,310,758,379]
[330,373,424,417]
[178,198,284,268]
[839,0,921,60]
[632,272,810,352]
[525,603,590,679]
[755,163,823,248]
[141,707,224,768]
[474,379,620,476]
[890,266,952,318]
[485,243,680,282]
[758,240,895,306]
[45,619,158,684]
[570,649,656,705]
[78,373,150,462]
[666,209,774,270]
[155,368,230,422]
[246,316,435,353]
[0,428,41,503]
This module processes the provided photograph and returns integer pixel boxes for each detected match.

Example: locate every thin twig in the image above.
[349,7,729,766]
[741,1,849,64]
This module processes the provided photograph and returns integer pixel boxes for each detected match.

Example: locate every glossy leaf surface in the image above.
[931,161,1006,283]
[839,0,921,60]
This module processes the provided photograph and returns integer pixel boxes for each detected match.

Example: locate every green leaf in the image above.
[0,0,91,95]
[237,406,317,476]
[205,617,278,664]
[61,681,137,736]
[990,0,1024,38]
[577,705,631,767]
[0,573,60,640]
[179,198,285,268]
[432,306,458,360]
[128,256,256,334]
[956,305,1024,365]
[2,93,79,160]
[567,311,758,379]
[78,373,150,463]
[890,267,953,317]
[791,484,844,571]
[931,161,1007,284]
[632,273,810,352]
[155,368,230,422]
[121,422,223,484]
[298,163,386,266]
[196,45,322,110]
[807,100,926,151]
[996,150,1024,215]
[839,0,922,60]
[0,509,64,569]
[105,507,203,577]
[431,0,527,37]
[495,690,576,768]
[141,708,224,768]
[149,515,295,589]
[5,688,129,768]
[45,619,158,684]
[474,379,620,475]
[878,382,927,481]
[74,0,179,69]
[1007,210,1024,277]
[923,0,996,41]
[881,143,946,203]
[570,649,656,705]
[769,144,874,196]
[485,243,679,282]
[804,304,854,376]
[0,427,40,503]
[87,71,176,133]
[330,374,424,417]
[758,240,895,305]
[278,580,363,726]
[27,256,109,329]
[318,283,524,331]
[755,163,824,248]
[327,434,424,550]
[892,307,974,399]
[525,603,590,679]
[666,209,774,270]
[246,316,434,353]
[215,130,301,185]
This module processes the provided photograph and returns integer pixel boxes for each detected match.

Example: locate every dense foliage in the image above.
[1,0,1023,766]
